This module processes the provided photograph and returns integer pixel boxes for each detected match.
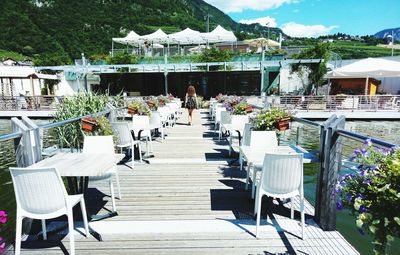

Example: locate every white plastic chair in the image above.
[149,111,165,140]
[10,167,89,255]
[245,131,278,198]
[228,115,249,156]
[239,123,253,170]
[158,106,173,127]
[254,153,305,239]
[214,107,224,133]
[218,111,231,140]
[83,136,120,210]
[111,122,142,165]
[131,115,154,157]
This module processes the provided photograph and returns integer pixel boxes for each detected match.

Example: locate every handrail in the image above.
[336,129,396,148]
[0,131,23,142]
[292,116,320,127]
[39,109,111,130]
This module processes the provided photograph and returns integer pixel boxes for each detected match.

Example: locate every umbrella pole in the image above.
[365,76,369,95]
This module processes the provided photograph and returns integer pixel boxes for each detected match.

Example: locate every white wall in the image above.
[54,72,98,96]
[378,77,400,94]
[279,65,310,94]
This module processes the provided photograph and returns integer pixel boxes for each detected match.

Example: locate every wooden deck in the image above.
[13,109,359,255]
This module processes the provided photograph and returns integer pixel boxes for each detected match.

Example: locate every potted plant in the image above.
[128,101,151,115]
[232,101,252,115]
[145,96,158,110]
[81,118,98,132]
[157,95,171,107]
[335,139,400,254]
[251,108,292,131]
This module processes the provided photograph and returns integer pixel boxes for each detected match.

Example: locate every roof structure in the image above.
[326,58,400,78]
[0,66,58,79]
[112,31,141,45]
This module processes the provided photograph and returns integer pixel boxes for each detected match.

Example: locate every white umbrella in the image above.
[325,58,400,95]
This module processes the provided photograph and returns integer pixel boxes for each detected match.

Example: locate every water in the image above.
[0,118,399,254]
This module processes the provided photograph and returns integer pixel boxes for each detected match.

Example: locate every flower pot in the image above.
[128,107,138,115]
[81,118,98,132]
[276,117,291,131]
[245,105,253,113]
[147,102,155,108]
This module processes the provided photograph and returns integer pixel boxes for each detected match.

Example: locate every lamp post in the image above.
[391,30,394,57]
[265,22,270,51]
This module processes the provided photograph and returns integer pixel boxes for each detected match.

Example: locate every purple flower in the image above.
[363,139,372,147]
[336,201,343,210]
[360,170,366,176]
[360,148,367,155]
[346,194,352,201]
[381,148,390,155]
[354,149,362,155]
[357,228,365,236]
[359,206,368,213]
[0,211,7,224]
[363,179,372,185]
[349,155,357,162]
[356,193,365,200]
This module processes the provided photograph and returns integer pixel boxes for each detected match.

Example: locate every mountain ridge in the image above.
[374,27,400,41]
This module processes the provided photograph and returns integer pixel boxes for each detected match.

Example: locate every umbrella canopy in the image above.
[326,58,400,78]
[112,31,141,45]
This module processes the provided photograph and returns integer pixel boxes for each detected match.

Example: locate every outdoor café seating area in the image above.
[7,97,358,255]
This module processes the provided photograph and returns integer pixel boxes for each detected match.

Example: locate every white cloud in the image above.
[281,22,338,37]
[239,17,277,27]
[204,0,299,13]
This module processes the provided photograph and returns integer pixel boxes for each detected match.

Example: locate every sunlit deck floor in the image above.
[15,109,359,255]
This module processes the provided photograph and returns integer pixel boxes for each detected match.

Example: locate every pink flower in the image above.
[0,211,7,224]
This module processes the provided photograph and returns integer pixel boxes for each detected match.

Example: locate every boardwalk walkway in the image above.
[16,109,359,255]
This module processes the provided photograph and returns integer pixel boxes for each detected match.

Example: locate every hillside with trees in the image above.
[0,0,281,64]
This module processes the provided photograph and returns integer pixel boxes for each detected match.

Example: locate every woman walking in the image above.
[185,85,197,125]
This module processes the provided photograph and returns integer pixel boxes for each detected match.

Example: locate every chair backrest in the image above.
[111,122,132,146]
[131,115,151,137]
[215,107,224,122]
[149,111,162,127]
[10,167,68,216]
[83,135,115,154]
[260,153,303,197]
[250,131,278,149]
[242,123,253,146]
[231,115,249,129]
[220,111,231,125]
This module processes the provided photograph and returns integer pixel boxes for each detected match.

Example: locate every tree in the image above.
[290,43,331,95]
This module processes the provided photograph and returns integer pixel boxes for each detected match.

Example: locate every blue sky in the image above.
[204,0,400,37]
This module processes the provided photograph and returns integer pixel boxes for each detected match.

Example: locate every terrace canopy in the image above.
[325,58,400,95]
[112,31,141,45]
[168,28,206,45]
[112,25,237,46]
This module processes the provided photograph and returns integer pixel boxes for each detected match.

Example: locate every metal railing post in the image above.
[315,115,345,230]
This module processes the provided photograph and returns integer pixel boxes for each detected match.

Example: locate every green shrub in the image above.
[53,93,109,149]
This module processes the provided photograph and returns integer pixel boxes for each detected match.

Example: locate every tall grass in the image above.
[53,93,109,149]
